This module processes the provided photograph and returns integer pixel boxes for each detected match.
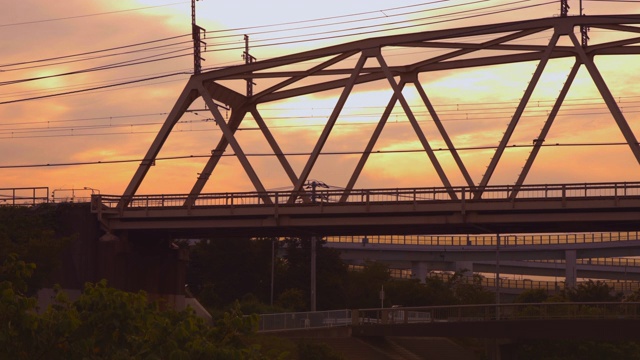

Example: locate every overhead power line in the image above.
[0,141,634,169]
[0,2,189,28]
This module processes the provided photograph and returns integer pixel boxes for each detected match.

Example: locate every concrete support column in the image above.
[411,262,429,283]
[565,249,577,288]
[455,261,474,275]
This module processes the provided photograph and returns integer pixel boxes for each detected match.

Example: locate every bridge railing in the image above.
[0,187,49,206]
[353,302,640,325]
[257,309,351,332]
[427,272,640,294]
[326,231,640,246]
[531,257,640,268]
[93,181,640,210]
[257,302,640,332]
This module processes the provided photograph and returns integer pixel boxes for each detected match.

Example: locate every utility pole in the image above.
[310,235,317,312]
[192,0,206,74]
[242,35,256,96]
[579,0,590,47]
[560,0,569,17]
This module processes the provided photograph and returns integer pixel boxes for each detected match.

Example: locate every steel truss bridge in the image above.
[92,15,640,240]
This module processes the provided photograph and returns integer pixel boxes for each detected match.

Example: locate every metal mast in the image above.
[192,0,206,74]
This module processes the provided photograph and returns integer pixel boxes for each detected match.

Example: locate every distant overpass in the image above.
[326,232,640,287]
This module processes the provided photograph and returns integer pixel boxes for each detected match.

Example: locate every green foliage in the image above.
[346,261,390,308]
[187,237,275,308]
[295,342,344,360]
[280,238,348,310]
[0,205,72,292]
[561,280,623,302]
[446,271,495,305]
[513,288,550,303]
[0,256,272,360]
[276,288,307,312]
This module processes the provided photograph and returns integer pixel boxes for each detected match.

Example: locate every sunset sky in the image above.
[2,0,640,200]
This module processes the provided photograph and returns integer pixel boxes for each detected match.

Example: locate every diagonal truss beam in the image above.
[375,50,456,199]
[474,31,562,198]
[252,50,359,104]
[119,82,200,208]
[122,16,640,204]
[412,75,475,190]
[250,108,300,186]
[339,80,408,202]
[185,109,245,207]
[197,84,272,204]
[569,32,640,165]
[509,60,582,199]
[286,52,370,204]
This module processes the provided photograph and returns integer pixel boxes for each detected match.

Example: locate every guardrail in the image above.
[353,302,640,325]
[327,231,640,246]
[0,187,49,205]
[427,272,640,293]
[257,302,640,332]
[258,309,351,332]
[92,181,640,210]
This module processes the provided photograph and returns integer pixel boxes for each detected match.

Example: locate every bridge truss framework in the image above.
[120,15,640,208]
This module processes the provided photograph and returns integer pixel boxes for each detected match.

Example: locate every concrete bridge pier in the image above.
[411,262,430,283]
[565,249,577,288]
[455,261,474,275]
[98,232,189,309]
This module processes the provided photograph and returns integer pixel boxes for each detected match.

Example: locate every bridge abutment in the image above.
[40,203,190,310]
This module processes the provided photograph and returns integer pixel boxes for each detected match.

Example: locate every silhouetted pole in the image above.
[496,233,501,320]
[243,35,256,96]
[270,238,275,306]
[191,0,206,74]
[311,236,317,311]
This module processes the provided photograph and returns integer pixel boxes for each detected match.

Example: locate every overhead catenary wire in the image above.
[3,94,640,136]
[0,0,559,104]
[0,141,635,169]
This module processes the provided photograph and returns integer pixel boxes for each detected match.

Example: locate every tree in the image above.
[280,237,348,310]
[345,261,390,308]
[1,277,268,359]
[514,288,550,303]
[187,237,275,308]
[562,280,623,302]
[0,206,72,293]
[447,271,495,305]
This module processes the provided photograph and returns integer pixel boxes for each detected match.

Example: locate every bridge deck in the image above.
[93,182,640,237]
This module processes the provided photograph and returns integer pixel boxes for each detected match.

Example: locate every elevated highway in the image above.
[327,232,640,287]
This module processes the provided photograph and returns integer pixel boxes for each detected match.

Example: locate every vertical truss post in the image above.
[375,50,457,199]
[198,84,272,204]
[568,32,640,164]
[510,60,581,199]
[475,31,561,199]
[287,52,370,204]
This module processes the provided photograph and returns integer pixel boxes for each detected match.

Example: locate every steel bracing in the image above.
[120,15,640,208]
